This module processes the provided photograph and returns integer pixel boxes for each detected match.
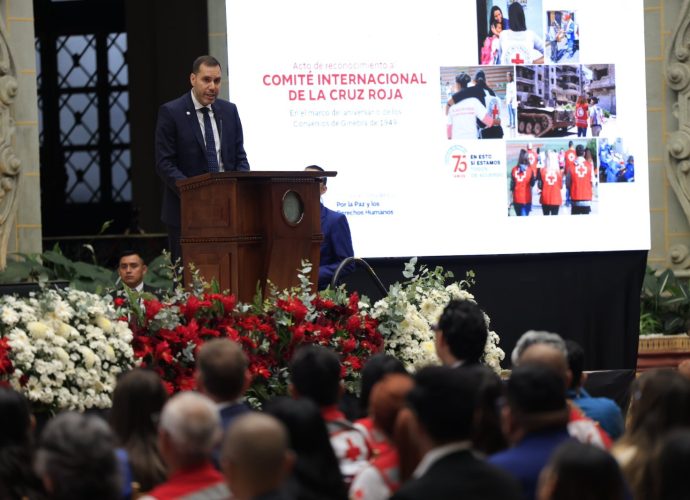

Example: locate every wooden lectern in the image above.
[176,171,334,302]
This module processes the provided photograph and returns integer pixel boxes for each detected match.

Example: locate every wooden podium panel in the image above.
[177,171,331,302]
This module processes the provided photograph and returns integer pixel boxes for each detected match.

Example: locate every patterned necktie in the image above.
[199,107,219,173]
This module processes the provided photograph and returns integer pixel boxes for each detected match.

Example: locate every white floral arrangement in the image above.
[0,287,134,411]
[371,258,504,373]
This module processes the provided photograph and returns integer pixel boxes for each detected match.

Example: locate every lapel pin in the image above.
[186,111,191,115]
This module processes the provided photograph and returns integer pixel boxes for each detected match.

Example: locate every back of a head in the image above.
[508,1,526,31]
[519,343,570,387]
[197,338,248,402]
[576,144,585,157]
[511,330,566,367]
[222,413,292,496]
[407,366,477,444]
[506,364,567,418]
[305,164,327,186]
[565,340,585,390]
[542,441,625,500]
[290,345,341,407]
[0,387,32,447]
[437,299,488,365]
[370,373,415,438]
[110,368,168,445]
[35,412,120,500]
[359,353,407,415]
[628,369,690,441]
[264,397,346,500]
[655,429,690,500]
[455,72,471,89]
[464,364,508,454]
[159,391,221,465]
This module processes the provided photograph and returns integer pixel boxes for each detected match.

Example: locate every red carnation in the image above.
[144,299,164,321]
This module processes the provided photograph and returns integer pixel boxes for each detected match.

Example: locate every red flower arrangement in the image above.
[128,270,383,404]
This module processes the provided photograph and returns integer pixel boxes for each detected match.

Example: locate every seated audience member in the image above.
[117,250,157,294]
[653,429,690,500]
[466,364,509,455]
[434,299,489,367]
[612,369,690,500]
[110,368,168,496]
[391,366,521,500]
[512,332,612,449]
[143,391,228,500]
[489,364,573,500]
[537,441,626,500]
[195,338,252,432]
[221,413,295,500]
[354,353,407,452]
[0,387,45,499]
[565,340,624,440]
[34,412,121,500]
[265,397,347,500]
[289,345,369,483]
[350,373,414,500]
[304,165,354,290]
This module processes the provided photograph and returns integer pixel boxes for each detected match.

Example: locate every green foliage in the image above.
[0,245,174,294]
[640,267,690,335]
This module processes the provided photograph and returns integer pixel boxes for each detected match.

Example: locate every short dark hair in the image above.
[358,353,407,414]
[118,249,145,264]
[192,55,221,74]
[407,366,477,444]
[290,345,341,407]
[565,340,585,389]
[305,164,327,186]
[575,144,585,157]
[197,339,248,401]
[506,364,567,415]
[437,300,488,364]
[547,441,625,500]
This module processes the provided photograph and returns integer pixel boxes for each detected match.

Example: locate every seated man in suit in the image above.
[391,366,521,500]
[304,165,354,290]
[155,55,250,265]
[117,250,157,294]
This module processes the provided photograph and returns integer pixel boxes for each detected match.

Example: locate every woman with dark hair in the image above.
[498,2,544,64]
[489,6,509,35]
[109,368,168,496]
[264,397,348,500]
[612,369,690,500]
[0,387,45,499]
[510,149,536,216]
[537,441,625,500]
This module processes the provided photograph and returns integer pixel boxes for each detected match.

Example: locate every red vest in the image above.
[512,166,533,204]
[570,159,593,201]
[527,148,538,176]
[575,103,589,128]
[565,148,576,173]
[540,169,563,206]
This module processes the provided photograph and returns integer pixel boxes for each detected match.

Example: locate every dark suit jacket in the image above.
[155,91,250,227]
[391,449,522,500]
[318,204,354,289]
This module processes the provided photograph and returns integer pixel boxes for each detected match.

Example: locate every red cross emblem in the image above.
[345,437,362,461]
[575,163,587,177]
[545,171,558,185]
[511,53,525,64]
[515,170,526,182]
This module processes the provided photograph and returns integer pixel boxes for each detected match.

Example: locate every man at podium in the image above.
[305,165,354,289]
[155,55,250,265]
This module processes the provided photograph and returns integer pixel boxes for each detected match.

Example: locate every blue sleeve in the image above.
[318,214,354,289]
